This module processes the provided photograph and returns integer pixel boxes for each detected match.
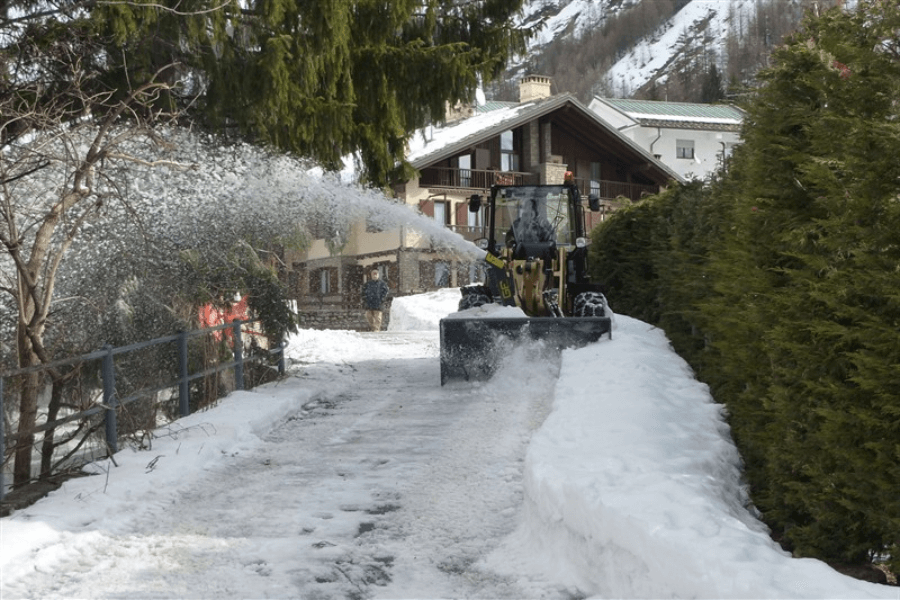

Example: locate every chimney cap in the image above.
[519,75,553,103]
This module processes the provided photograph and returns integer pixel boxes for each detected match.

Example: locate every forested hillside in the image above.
[588,0,900,578]
[494,0,842,103]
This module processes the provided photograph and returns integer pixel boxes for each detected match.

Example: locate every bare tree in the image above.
[0,26,192,486]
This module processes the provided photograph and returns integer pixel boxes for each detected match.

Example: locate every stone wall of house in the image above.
[541,162,568,184]
[524,121,540,171]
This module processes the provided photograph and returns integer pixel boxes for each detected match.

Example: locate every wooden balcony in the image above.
[418,167,659,203]
[573,177,659,203]
[419,167,538,190]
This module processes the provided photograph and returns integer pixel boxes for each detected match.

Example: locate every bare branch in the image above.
[105,153,197,170]
[0,160,52,186]
[39,194,105,326]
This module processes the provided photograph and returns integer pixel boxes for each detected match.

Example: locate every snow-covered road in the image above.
[2,290,896,599]
[260,332,566,598]
[2,331,571,599]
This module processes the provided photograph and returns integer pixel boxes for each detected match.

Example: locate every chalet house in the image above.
[588,97,745,181]
[287,77,682,330]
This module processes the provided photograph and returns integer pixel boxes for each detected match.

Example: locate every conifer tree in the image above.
[721,0,900,567]
[589,0,900,571]
[79,0,530,184]
[700,63,725,103]
[5,1,529,184]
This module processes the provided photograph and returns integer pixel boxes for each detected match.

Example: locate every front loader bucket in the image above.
[439,317,612,385]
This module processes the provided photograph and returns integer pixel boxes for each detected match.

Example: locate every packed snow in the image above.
[1,289,895,599]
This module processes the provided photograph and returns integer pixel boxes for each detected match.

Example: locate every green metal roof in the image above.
[601,98,744,123]
[476,100,518,113]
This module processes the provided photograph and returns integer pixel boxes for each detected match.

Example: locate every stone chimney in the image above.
[519,75,552,103]
[444,100,475,124]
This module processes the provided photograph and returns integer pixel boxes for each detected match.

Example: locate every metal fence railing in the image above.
[0,319,286,503]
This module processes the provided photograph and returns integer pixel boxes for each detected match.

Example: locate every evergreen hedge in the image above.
[589,1,900,572]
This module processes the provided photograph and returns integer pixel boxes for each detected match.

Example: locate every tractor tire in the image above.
[573,292,607,318]
[458,286,493,312]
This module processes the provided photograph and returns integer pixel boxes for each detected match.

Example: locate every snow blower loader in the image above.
[440,181,612,384]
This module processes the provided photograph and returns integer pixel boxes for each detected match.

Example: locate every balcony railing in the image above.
[447,224,484,242]
[575,178,659,203]
[418,167,659,202]
[419,167,538,190]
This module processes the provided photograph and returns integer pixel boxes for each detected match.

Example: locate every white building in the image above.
[588,98,745,181]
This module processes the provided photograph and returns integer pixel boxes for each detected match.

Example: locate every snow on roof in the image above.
[406,101,539,166]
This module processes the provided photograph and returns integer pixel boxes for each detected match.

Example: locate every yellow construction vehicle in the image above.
[440,182,612,384]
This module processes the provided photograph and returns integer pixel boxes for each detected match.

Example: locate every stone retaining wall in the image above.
[297,300,393,332]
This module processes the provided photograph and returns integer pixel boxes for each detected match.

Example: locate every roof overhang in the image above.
[409,94,683,185]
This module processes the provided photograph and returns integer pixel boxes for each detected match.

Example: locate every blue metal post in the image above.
[102,345,118,454]
[178,330,190,416]
[232,320,244,391]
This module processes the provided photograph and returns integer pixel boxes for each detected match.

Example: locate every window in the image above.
[308,216,330,240]
[458,154,472,187]
[434,262,450,287]
[433,201,449,226]
[365,214,384,233]
[676,139,695,159]
[590,162,602,196]
[467,204,481,227]
[310,268,334,295]
[500,130,519,171]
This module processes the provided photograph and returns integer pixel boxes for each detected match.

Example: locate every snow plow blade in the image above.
[439,317,612,385]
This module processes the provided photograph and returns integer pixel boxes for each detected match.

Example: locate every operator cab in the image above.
[495,185,574,260]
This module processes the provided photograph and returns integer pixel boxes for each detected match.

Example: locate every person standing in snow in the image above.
[362,269,389,331]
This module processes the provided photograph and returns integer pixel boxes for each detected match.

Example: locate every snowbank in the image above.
[484,315,894,599]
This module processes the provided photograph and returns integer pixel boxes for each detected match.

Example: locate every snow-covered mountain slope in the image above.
[518,0,625,47]
[510,0,824,99]
[602,0,756,95]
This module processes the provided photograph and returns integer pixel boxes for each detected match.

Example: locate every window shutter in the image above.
[455,202,468,227]
[475,148,491,170]
[419,199,434,217]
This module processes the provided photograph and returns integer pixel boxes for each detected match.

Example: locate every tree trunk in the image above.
[39,376,65,480]
[14,324,40,488]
